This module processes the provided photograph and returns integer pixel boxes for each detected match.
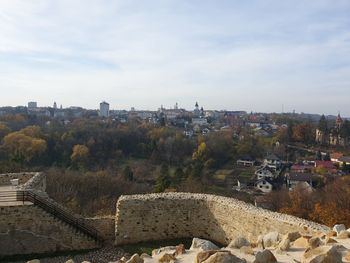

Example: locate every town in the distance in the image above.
[1,100,349,202]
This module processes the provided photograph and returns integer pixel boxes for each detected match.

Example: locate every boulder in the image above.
[284,231,301,242]
[302,245,342,263]
[65,260,75,263]
[202,251,246,263]
[152,246,176,256]
[228,237,250,249]
[337,230,349,239]
[195,250,219,263]
[324,237,337,244]
[175,244,186,256]
[158,253,176,263]
[27,260,40,263]
[326,231,337,237]
[140,253,152,259]
[308,237,322,249]
[126,254,143,263]
[277,236,290,251]
[293,236,311,248]
[253,249,277,263]
[345,250,350,261]
[240,246,254,255]
[190,238,219,251]
[333,224,346,235]
[262,232,281,248]
[81,262,91,263]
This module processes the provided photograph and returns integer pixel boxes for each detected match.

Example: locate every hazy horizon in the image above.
[1,1,349,115]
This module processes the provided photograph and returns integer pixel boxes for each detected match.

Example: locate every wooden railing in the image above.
[0,190,102,243]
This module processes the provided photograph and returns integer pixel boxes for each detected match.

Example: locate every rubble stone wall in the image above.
[0,172,36,186]
[115,193,329,245]
[85,216,115,242]
[0,205,98,257]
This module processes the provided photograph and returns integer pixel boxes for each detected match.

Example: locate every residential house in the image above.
[337,156,350,167]
[234,179,255,192]
[255,166,275,179]
[290,164,313,173]
[330,152,344,162]
[192,117,208,126]
[263,154,282,171]
[286,173,321,190]
[237,156,255,167]
[314,161,337,174]
[255,178,274,193]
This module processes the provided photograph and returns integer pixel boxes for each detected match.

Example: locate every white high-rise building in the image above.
[99,101,110,117]
[28,102,37,109]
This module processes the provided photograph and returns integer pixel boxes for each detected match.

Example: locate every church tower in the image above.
[193,102,200,117]
[336,113,343,129]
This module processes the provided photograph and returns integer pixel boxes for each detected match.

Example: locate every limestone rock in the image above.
[257,235,264,249]
[175,244,186,256]
[195,250,218,263]
[190,238,219,251]
[65,260,75,263]
[337,230,349,239]
[262,232,281,248]
[253,249,277,263]
[152,246,176,256]
[82,261,91,263]
[27,260,40,263]
[324,237,337,244]
[158,253,176,263]
[126,254,143,263]
[308,237,322,249]
[228,237,250,249]
[285,231,301,242]
[333,224,346,234]
[302,245,342,263]
[202,251,246,263]
[345,250,350,261]
[240,246,254,255]
[277,236,290,251]
[326,231,337,237]
[293,236,311,248]
[118,256,127,262]
[140,253,152,259]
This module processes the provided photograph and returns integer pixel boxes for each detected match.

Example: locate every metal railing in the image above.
[0,190,102,243]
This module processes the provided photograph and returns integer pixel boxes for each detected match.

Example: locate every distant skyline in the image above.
[0,1,350,116]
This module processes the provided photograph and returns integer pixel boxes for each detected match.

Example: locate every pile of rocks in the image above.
[25,246,126,263]
[25,224,350,263]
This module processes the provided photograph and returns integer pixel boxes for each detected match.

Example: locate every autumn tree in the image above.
[71,144,90,167]
[292,123,315,144]
[0,123,10,139]
[192,142,209,163]
[279,185,314,219]
[2,126,47,163]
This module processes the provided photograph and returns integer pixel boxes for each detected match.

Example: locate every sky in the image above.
[0,0,350,115]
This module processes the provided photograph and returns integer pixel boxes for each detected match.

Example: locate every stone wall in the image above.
[0,172,36,186]
[115,193,330,245]
[85,216,115,243]
[21,172,46,191]
[0,204,98,257]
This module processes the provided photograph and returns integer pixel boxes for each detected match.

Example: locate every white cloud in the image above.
[0,0,349,115]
